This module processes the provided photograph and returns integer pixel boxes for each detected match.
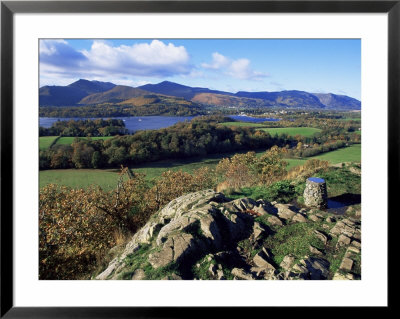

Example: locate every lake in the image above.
[39,115,280,133]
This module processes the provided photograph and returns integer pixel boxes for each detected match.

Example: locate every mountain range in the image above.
[39,79,361,110]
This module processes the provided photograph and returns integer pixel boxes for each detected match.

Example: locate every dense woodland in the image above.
[39,120,294,169]
[39,115,360,170]
[39,103,204,118]
[39,119,128,137]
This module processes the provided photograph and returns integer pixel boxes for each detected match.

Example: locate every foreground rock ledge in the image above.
[96,189,361,280]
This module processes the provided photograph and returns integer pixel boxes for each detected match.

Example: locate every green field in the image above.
[339,117,361,122]
[39,136,58,150]
[284,144,361,169]
[39,136,115,150]
[257,127,321,137]
[56,136,114,145]
[39,151,248,190]
[284,158,307,170]
[39,144,361,190]
[309,144,361,164]
[39,169,128,191]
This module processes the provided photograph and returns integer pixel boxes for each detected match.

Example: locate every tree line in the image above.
[39,118,128,137]
[39,120,294,170]
[39,103,204,118]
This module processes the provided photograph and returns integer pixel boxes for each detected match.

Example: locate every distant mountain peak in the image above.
[39,79,360,110]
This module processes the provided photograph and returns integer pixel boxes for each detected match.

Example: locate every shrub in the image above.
[39,169,150,279]
[286,159,329,180]
[267,180,296,203]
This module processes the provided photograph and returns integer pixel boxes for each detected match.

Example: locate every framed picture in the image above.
[1,0,395,316]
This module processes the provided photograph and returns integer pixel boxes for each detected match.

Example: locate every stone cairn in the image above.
[303,177,327,209]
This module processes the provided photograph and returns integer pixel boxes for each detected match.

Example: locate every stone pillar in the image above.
[303,177,327,209]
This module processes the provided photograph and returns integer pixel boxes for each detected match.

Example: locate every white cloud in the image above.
[40,39,193,83]
[81,40,191,76]
[202,52,268,81]
[39,39,68,55]
[201,52,230,69]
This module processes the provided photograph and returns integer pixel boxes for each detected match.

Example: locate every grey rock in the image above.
[208,264,217,276]
[149,233,198,268]
[351,240,361,248]
[314,230,328,245]
[339,257,353,271]
[309,245,324,256]
[231,268,255,280]
[337,234,351,247]
[253,205,268,215]
[301,257,330,280]
[251,222,264,241]
[333,272,348,280]
[131,269,146,280]
[253,251,275,270]
[292,263,309,274]
[275,204,296,220]
[216,269,225,280]
[292,214,307,223]
[162,273,183,280]
[353,230,361,241]
[263,268,281,280]
[268,215,283,226]
[326,216,336,223]
[280,255,295,271]
[347,246,360,254]
[309,214,322,222]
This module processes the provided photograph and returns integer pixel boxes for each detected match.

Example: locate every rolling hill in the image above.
[68,79,115,94]
[191,92,267,108]
[39,79,361,110]
[313,93,361,110]
[138,81,234,100]
[78,85,150,104]
[234,90,326,108]
[39,79,116,106]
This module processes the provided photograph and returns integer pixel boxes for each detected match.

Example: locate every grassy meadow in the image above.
[310,144,361,163]
[40,144,361,190]
[39,169,129,191]
[40,150,259,190]
[220,122,321,138]
[257,127,321,137]
[39,136,115,150]
[39,136,59,150]
[284,144,361,168]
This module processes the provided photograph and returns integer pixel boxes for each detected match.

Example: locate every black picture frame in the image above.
[1,0,395,317]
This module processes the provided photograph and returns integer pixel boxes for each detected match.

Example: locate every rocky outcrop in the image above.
[96,190,361,280]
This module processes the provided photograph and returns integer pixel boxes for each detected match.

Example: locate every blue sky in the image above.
[40,39,361,99]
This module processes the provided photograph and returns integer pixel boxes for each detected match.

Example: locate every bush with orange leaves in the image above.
[39,167,215,279]
[285,158,329,181]
[147,167,216,212]
[216,146,288,190]
[215,151,258,190]
[255,146,289,185]
[39,170,149,280]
